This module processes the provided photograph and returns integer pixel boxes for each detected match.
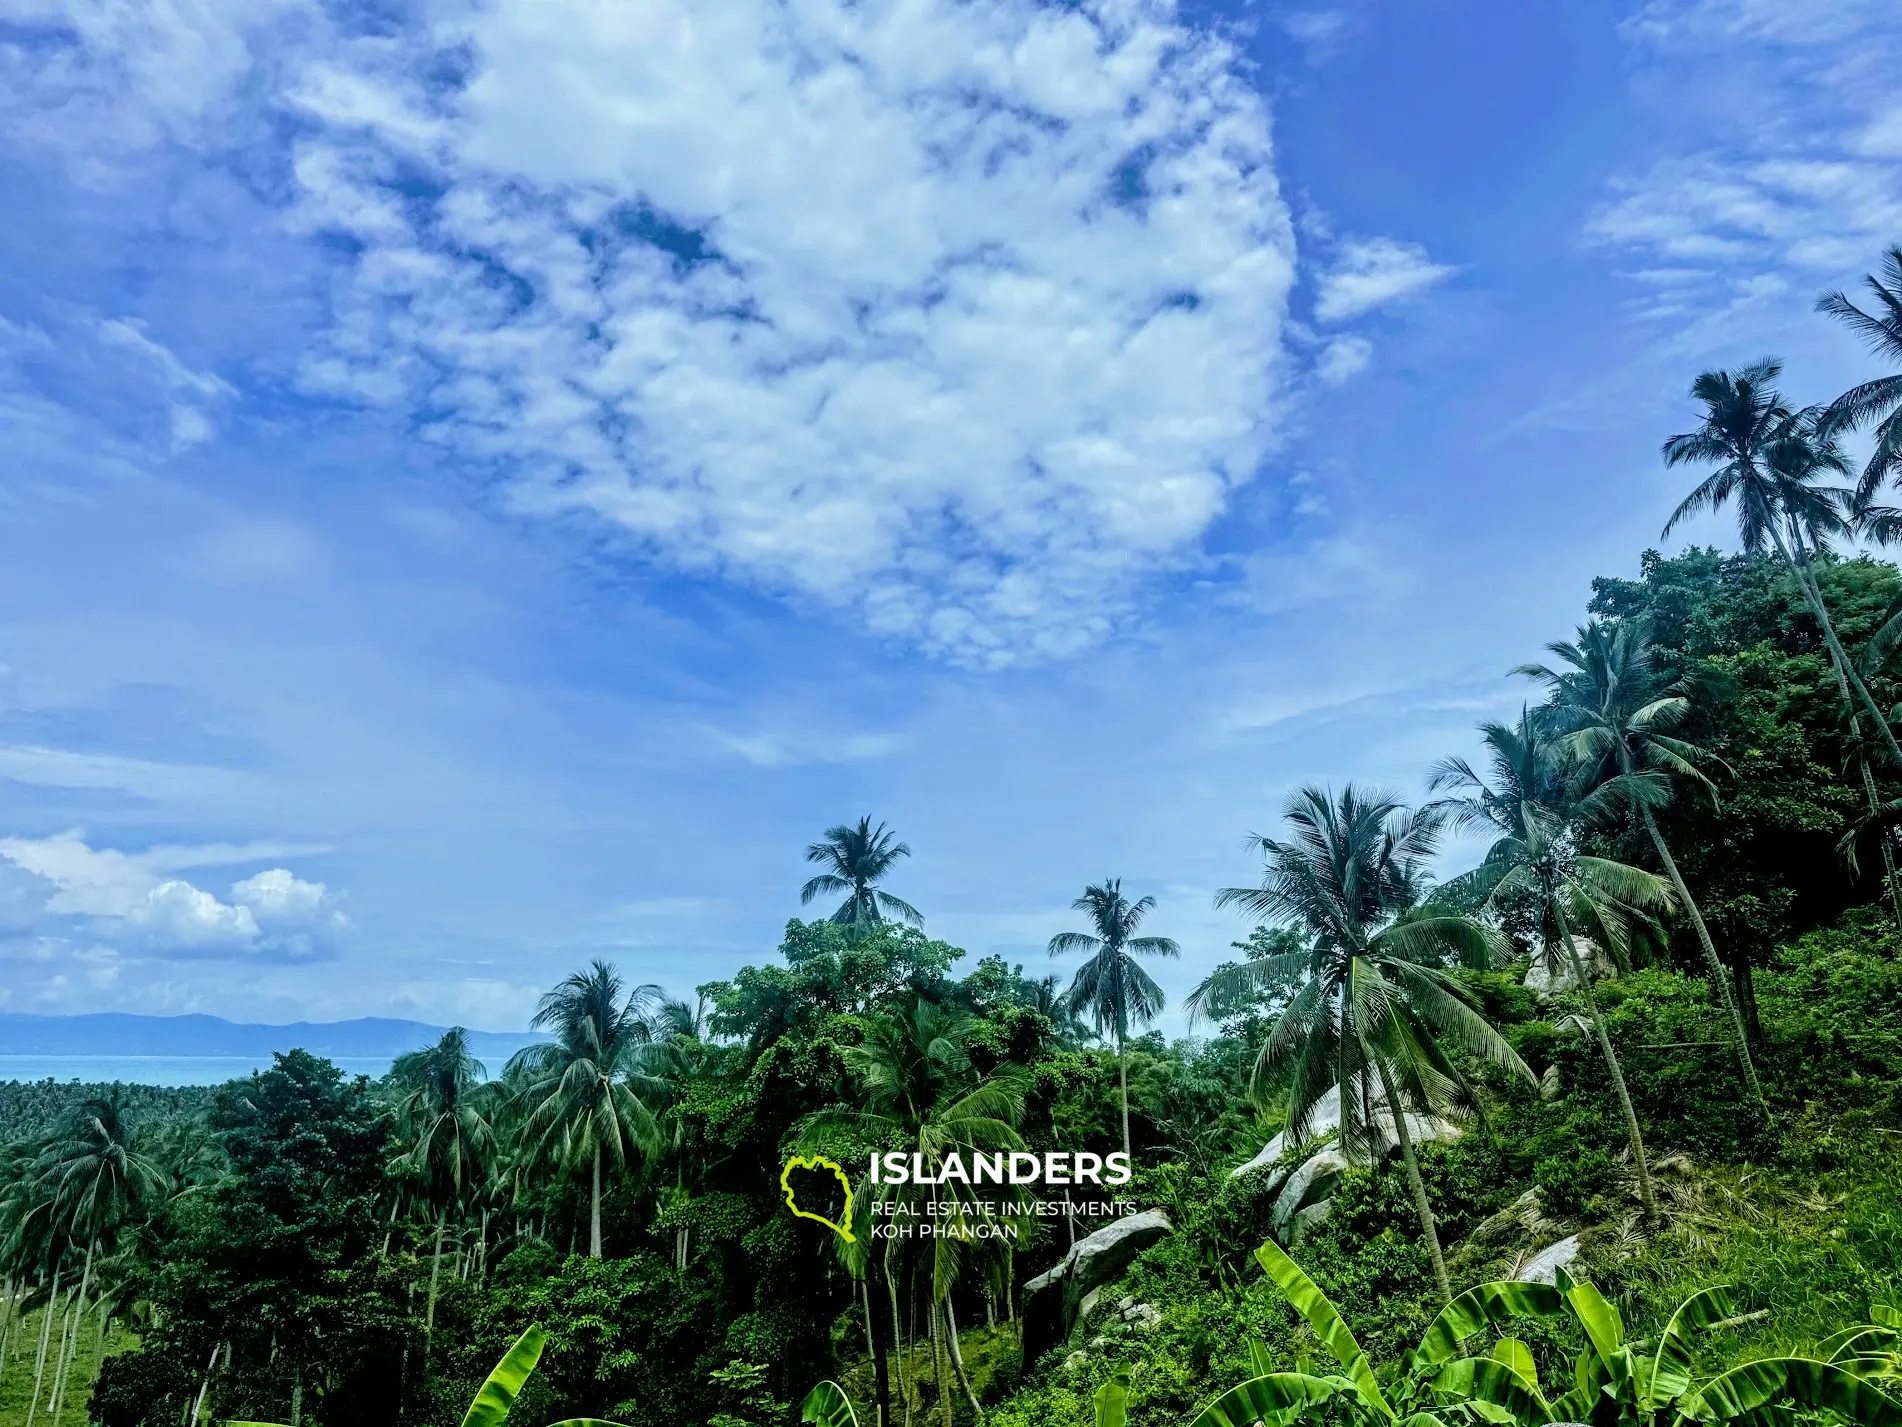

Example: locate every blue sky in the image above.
[1,0,1898,1028]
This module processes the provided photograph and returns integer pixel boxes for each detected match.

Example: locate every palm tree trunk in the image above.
[1637,806,1768,1115]
[930,1298,954,1427]
[26,1261,61,1427]
[886,1260,912,1427]
[49,1245,91,1421]
[1372,1060,1450,1303]
[1781,532,1902,766]
[944,1299,983,1420]
[425,1208,447,1341]
[291,1361,304,1427]
[1854,747,1902,932]
[590,1144,604,1259]
[1553,898,1658,1220]
[1117,1028,1131,1161]
[865,1277,892,1427]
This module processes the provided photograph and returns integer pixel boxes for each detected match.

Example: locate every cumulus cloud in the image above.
[1588,0,1902,300]
[275,0,1297,664]
[0,831,348,958]
[1315,335,1373,385]
[1313,237,1455,323]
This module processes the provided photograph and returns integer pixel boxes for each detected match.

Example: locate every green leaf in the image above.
[461,1324,548,1427]
[544,1421,638,1426]
[1413,1283,1564,1371]
[1562,1281,1626,1369]
[1251,1340,1277,1379]
[1256,1239,1393,1418]
[1876,1308,1902,1331]
[802,1381,861,1427]
[1682,1357,1902,1427]
[1096,1372,1131,1427]
[1431,1355,1548,1422]
[1185,1373,1348,1427]
[1647,1286,1738,1408]
[1492,1339,1537,1388]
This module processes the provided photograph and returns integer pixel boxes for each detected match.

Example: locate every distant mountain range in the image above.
[0,1012,545,1065]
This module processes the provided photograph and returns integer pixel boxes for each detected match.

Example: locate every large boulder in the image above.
[1524,939,1615,998]
[1020,1209,1172,1365]
[1515,1234,1582,1285]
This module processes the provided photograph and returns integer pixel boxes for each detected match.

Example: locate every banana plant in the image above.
[802,1380,861,1427]
[231,1325,631,1427]
[1184,1240,1567,1427]
[1819,1306,1902,1386]
[1547,1269,1902,1427]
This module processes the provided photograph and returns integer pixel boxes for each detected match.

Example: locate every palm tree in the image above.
[1519,619,1767,1116]
[24,1092,167,1422]
[802,818,924,927]
[1430,713,1675,1221]
[1049,879,1180,1160]
[1188,787,1530,1302]
[506,962,664,1258]
[1818,247,1902,501]
[388,1027,495,1338]
[1662,363,1900,767]
[804,1000,1025,1427]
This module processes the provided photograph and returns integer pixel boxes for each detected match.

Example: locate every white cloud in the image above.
[1589,0,1902,303]
[1313,237,1455,323]
[1315,335,1372,385]
[0,831,348,958]
[281,0,1297,665]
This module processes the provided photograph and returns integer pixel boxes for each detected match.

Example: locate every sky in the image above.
[1,0,1899,1030]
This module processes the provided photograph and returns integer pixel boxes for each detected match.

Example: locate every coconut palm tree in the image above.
[802,818,925,927]
[1519,619,1766,1116]
[388,1027,496,1337]
[1662,364,1898,767]
[506,962,664,1258]
[1430,713,1675,1221]
[803,999,1025,1427]
[1189,787,1531,1302]
[1818,247,1902,501]
[1049,879,1180,1160]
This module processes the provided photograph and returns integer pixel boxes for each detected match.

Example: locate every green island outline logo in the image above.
[780,1153,856,1242]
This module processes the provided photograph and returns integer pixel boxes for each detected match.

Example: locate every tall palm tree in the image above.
[804,1000,1025,1427]
[802,818,925,927]
[1189,787,1530,1302]
[1049,879,1180,1159]
[1519,619,1767,1116]
[389,1027,495,1337]
[1430,714,1675,1221]
[1818,247,1902,501]
[1662,363,1900,767]
[506,962,664,1258]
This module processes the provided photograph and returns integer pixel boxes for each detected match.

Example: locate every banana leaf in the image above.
[1562,1282,1626,1372]
[1646,1286,1738,1409]
[1680,1357,1902,1427]
[1256,1240,1392,1418]
[1413,1284,1565,1374]
[1431,1354,1548,1422]
[1252,1341,1277,1379]
[463,1325,548,1427]
[802,1382,861,1427]
[1185,1372,1350,1427]
[1096,1372,1131,1427]
[1491,1340,1537,1388]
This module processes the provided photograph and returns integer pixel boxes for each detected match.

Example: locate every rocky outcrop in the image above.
[1230,1081,1462,1244]
[1515,1234,1582,1285]
[1524,938,1616,998]
[1020,1210,1172,1365]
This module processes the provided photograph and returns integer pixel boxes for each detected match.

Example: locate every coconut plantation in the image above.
[4,298,1902,1423]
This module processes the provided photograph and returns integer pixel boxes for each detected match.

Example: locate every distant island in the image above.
[0,1011,543,1065]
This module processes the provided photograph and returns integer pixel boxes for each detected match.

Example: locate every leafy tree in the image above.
[801,818,924,927]
[1049,879,1180,1158]
[1520,618,1767,1115]
[1191,786,1529,1301]
[507,962,664,1260]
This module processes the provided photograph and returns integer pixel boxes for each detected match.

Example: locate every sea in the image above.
[0,1055,403,1086]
